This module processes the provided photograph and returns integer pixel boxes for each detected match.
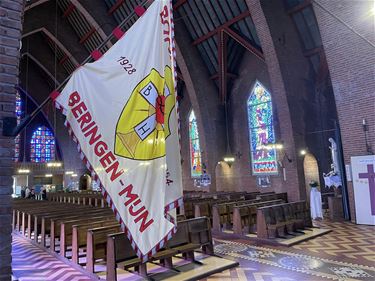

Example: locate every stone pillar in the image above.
[0,1,24,280]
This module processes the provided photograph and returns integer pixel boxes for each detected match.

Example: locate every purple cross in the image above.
[358,164,375,215]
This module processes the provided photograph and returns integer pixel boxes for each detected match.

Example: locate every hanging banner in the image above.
[54,0,183,259]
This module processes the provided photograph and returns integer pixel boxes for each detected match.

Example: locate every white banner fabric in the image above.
[54,0,183,259]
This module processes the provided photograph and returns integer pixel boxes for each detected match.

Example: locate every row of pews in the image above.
[257,201,312,239]
[182,191,312,240]
[48,191,107,207]
[12,196,216,280]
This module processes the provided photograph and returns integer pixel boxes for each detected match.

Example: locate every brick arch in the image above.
[303,152,320,200]
[176,44,209,168]
[24,0,111,49]
[175,42,224,192]
[21,52,61,86]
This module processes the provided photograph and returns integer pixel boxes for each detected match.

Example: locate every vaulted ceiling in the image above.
[21,0,266,106]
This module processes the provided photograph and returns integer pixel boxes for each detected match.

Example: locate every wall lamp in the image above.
[223,155,235,167]
[362,118,374,154]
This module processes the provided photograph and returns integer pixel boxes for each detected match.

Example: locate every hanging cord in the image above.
[54,1,58,90]
[53,0,58,161]
[23,38,29,164]
[224,94,231,155]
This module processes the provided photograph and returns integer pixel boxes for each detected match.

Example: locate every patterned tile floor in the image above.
[207,219,375,281]
[11,219,375,281]
[12,234,94,281]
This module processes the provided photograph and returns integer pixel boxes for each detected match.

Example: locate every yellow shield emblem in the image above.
[114,67,175,160]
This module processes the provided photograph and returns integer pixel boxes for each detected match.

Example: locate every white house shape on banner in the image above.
[351,155,375,225]
[54,0,183,260]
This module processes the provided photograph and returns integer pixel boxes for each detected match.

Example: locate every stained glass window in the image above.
[247,81,278,175]
[14,92,22,162]
[30,126,56,163]
[189,110,202,177]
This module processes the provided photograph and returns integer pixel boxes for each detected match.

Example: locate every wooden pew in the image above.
[232,199,284,235]
[194,201,212,218]
[232,204,257,234]
[86,225,122,273]
[256,201,309,239]
[27,205,91,242]
[48,192,105,208]
[212,199,262,231]
[188,217,213,255]
[257,192,288,203]
[60,216,117,258]
[48,209,114,251]
[106,233,146,280]
[16,202,88,238]
[106,217,211,281]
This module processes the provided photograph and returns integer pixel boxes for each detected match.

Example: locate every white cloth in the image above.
[25,188,30,198]
[324,175,342,188]
[55,0,182,259]
[310,187,323,219]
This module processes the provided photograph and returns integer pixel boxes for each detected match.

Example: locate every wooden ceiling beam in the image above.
[210,73,237,80]
[223,27,264,61]
[173,0,188,10]
[218,30,227,104]
[108,0,125,15]
[192,11,251,46]
[287,0,312,14]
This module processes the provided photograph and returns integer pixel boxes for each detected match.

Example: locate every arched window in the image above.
[30,126,56,163]
[14,92,22,162]
[189,110,202,177]
[247,81,278,175]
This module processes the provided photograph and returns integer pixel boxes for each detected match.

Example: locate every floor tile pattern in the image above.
[291,221,375,264]
[208,220,375,281]
[12,234,94,281]
[11,220,375,281]
[213,238,375,281]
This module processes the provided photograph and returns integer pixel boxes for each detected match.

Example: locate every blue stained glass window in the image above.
[14,92,22,162]
[247,81,278,175]
[30,126,56,163]
[189,110,202,177]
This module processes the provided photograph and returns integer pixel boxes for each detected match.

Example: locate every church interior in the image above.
[0,0,374,280]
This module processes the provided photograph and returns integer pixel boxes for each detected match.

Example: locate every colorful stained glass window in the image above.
[247,81,278,175]
[30,126,56,163]
[189,110,202,177]
[14,92,22,162]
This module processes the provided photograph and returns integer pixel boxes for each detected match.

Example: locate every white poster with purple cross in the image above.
[351,155,375,225]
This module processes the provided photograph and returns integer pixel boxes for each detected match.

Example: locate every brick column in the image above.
[313,0,375,221]
[175,22,227,192]
[0,1,24,280]
[245,0,302,201]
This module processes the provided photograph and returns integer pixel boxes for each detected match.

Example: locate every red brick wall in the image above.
[313,0,375,222]
[245,0,303,201]
[0,1,24,279]
[223,51,286,193]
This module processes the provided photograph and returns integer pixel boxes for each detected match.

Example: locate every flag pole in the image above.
[11,1,149,137]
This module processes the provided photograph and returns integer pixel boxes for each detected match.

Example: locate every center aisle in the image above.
[12,234,94,281]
